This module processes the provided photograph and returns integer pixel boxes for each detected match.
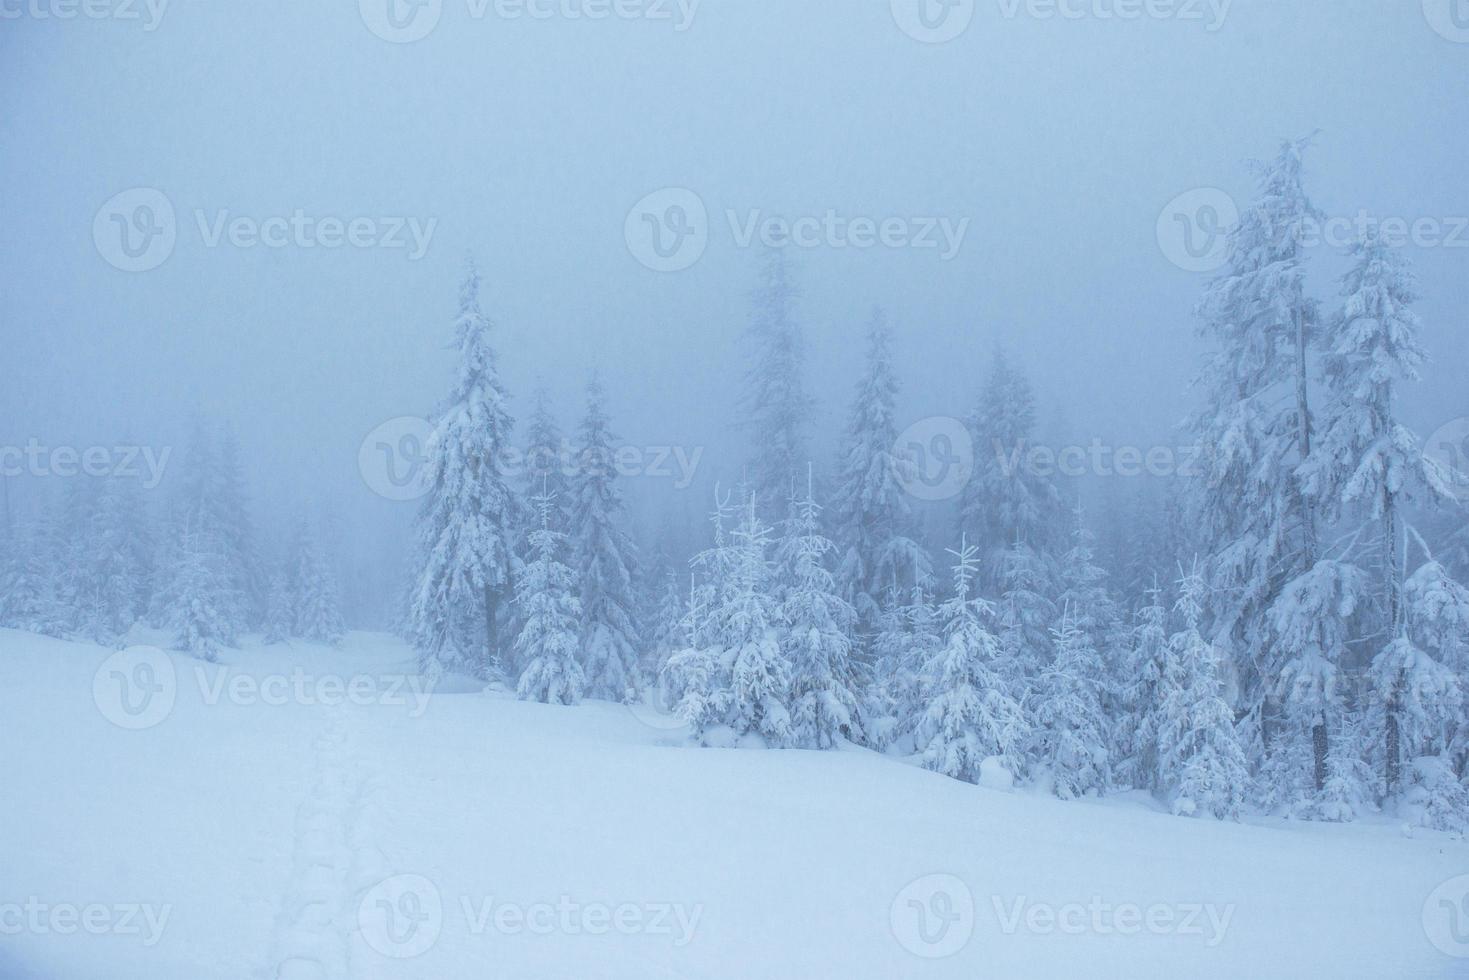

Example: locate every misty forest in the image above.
[4,3,1468,978]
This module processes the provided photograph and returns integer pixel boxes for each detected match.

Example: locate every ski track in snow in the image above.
[268,705,392,980]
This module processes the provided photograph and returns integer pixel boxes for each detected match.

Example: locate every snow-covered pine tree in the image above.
[740,249,813,522]
[165,526,239,662]
[262,567,292,644]
[1158,569,1251,819]
[995,538,1057,711]
[216,425,263,625]
[569,375,642,702]
[778,468,862,749]
[646,564,687,686]
[408,255,519,676]
[958,350,1063,574]
[1114,581,1170,792]
[522,386,572,548]
[0,517,68,636]
[58,476,153,644]
[1029,607,1111,800]
[718,495,791,745]
[151,419,250,638]
[662,490,742,738]
[1302,230,1460,798]
[830,308,932,657]
[1261,559,1368,814]
[291,524,346,645]
[514,487,586,706]
[914,537,1027,784]
[1187,137,1323,770]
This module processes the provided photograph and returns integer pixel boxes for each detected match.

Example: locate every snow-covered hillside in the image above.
[2,628,1463,979]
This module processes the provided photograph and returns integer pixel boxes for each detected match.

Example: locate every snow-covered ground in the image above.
[2,628,1464,979]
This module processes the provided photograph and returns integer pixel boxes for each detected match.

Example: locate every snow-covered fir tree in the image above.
[740,249,813,521]
[1303,230,1460,799]
[1260,559,1368,815]
[719,496,792,745]
[1114,582,1170,792]
[408,255,519,676]
[959,350,1063,572]
[1029,607,1111,800]
[1158,569,1251,819]
[0,518,68,637]
[291,523,346,645]
[522,385,572,548]
[1187,137,1323,770]
[778,469,862,749]
[164,526,239,662]
[830,308,931,655]
[569,375,642,702]
[262,567,292,644]
[58,476,153,644]
[914,537,1028,783]
[514,488,586,706]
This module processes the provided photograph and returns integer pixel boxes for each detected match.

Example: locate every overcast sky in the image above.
[2,0,1465,619]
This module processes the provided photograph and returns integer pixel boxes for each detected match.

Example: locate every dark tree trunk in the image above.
[484,583,501,670]
[1385,696,1402,796]
[1312,721,1328,793]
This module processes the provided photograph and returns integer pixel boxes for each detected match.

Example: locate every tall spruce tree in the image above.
[740,249,813,521]
[779,469,862,749]
[915,537,1028,783]
[569,375,642,702]
[515,488,586,706]
[830,308,932,657]
[408,256,519,676]
[1187,138,1323,772]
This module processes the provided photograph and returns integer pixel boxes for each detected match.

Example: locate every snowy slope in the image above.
[2,628,1465,979]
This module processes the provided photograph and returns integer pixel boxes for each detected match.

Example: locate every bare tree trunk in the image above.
[484,583,501,673]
